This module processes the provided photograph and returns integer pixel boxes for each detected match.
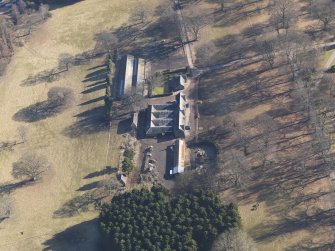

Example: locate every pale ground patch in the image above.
[321,49,335,68]
[0,0,161,250]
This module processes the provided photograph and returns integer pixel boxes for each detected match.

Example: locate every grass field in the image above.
[0,0,161,250]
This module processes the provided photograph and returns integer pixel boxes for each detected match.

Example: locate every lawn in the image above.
[151,71,171,97]
[152,86,165,96]
[152,83,170,96]
[0,0,161,250]
[321,49,335,67]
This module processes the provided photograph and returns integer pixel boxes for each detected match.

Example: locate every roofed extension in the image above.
[170,75,186,92]
[174,92,190,138]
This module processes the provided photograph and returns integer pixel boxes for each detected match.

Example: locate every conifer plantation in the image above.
[99,186,241,251]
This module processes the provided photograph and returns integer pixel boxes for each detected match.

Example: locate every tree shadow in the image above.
[79,96,105,106]
[82,68,107,83]
[53,190,103,218]
[179,0,201,7]
[81,84,106,94]
[21,51,105,87]
[93,6,186,69]
[242,23,268,39]
[86,80,106,88]
[0,180,32,194]
[13,101,63,122]
[13,87,74,122]
[84,166,117,179]
[286,241,335,251]
[251,209,335,243]
[135,110,148,140]
[77,181,100,192]
[42,219,103,251]
[21,68,63,86]
[87,64,106,71]
[212,2,267,28]
[62,106,109,138]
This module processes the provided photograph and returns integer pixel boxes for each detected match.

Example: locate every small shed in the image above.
[131,112,139,131]
[119,174,128,186]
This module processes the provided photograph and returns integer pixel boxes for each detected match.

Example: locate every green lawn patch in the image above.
[151,83,170,97]
[321,49,335,67]
[152,86,165,96]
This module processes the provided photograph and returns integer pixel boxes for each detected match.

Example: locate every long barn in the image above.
[112,55,146,99]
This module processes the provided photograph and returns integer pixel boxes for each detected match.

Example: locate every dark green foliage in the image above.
[99,187,241,251]
[122,149,135,173]
[122,157,134,173]
[106,74,113,87]
[123,149,135,159]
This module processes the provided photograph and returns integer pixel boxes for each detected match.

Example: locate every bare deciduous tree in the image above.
[17,126,28,144]
[0,195,12,223]
[184,16,202,41]
[17,0,27,14]
[225,115,250,156]
[133,7,150,24]
[269,0,296,34]
[12,4,20,25]
[211,227,257,251]
[58,53,74,71]
[184,11,211,42]
[12,153,51,182]
[269,9,282,35]
[123,93,146,113]
[0,17,14,59]
[319,75,335,98]
[227,150,248,188]
[0,141,16,152]
[252,114,279,168]
[311,0,335,30]
[212,0,226,11]
[98,177,121,195]
[304,0,317,16]
[258,39,277,68]
[291,79,313,119]
[196,41,219,66]
[279,31,312,80]
[39,4,50,20]
[111,93,146,119]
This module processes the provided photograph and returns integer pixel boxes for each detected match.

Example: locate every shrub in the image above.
[122,157,134,173]
[123,149,135,159]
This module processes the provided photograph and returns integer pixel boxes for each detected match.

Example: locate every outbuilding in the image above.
[112,55,146,99]
[170,139,186,175]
